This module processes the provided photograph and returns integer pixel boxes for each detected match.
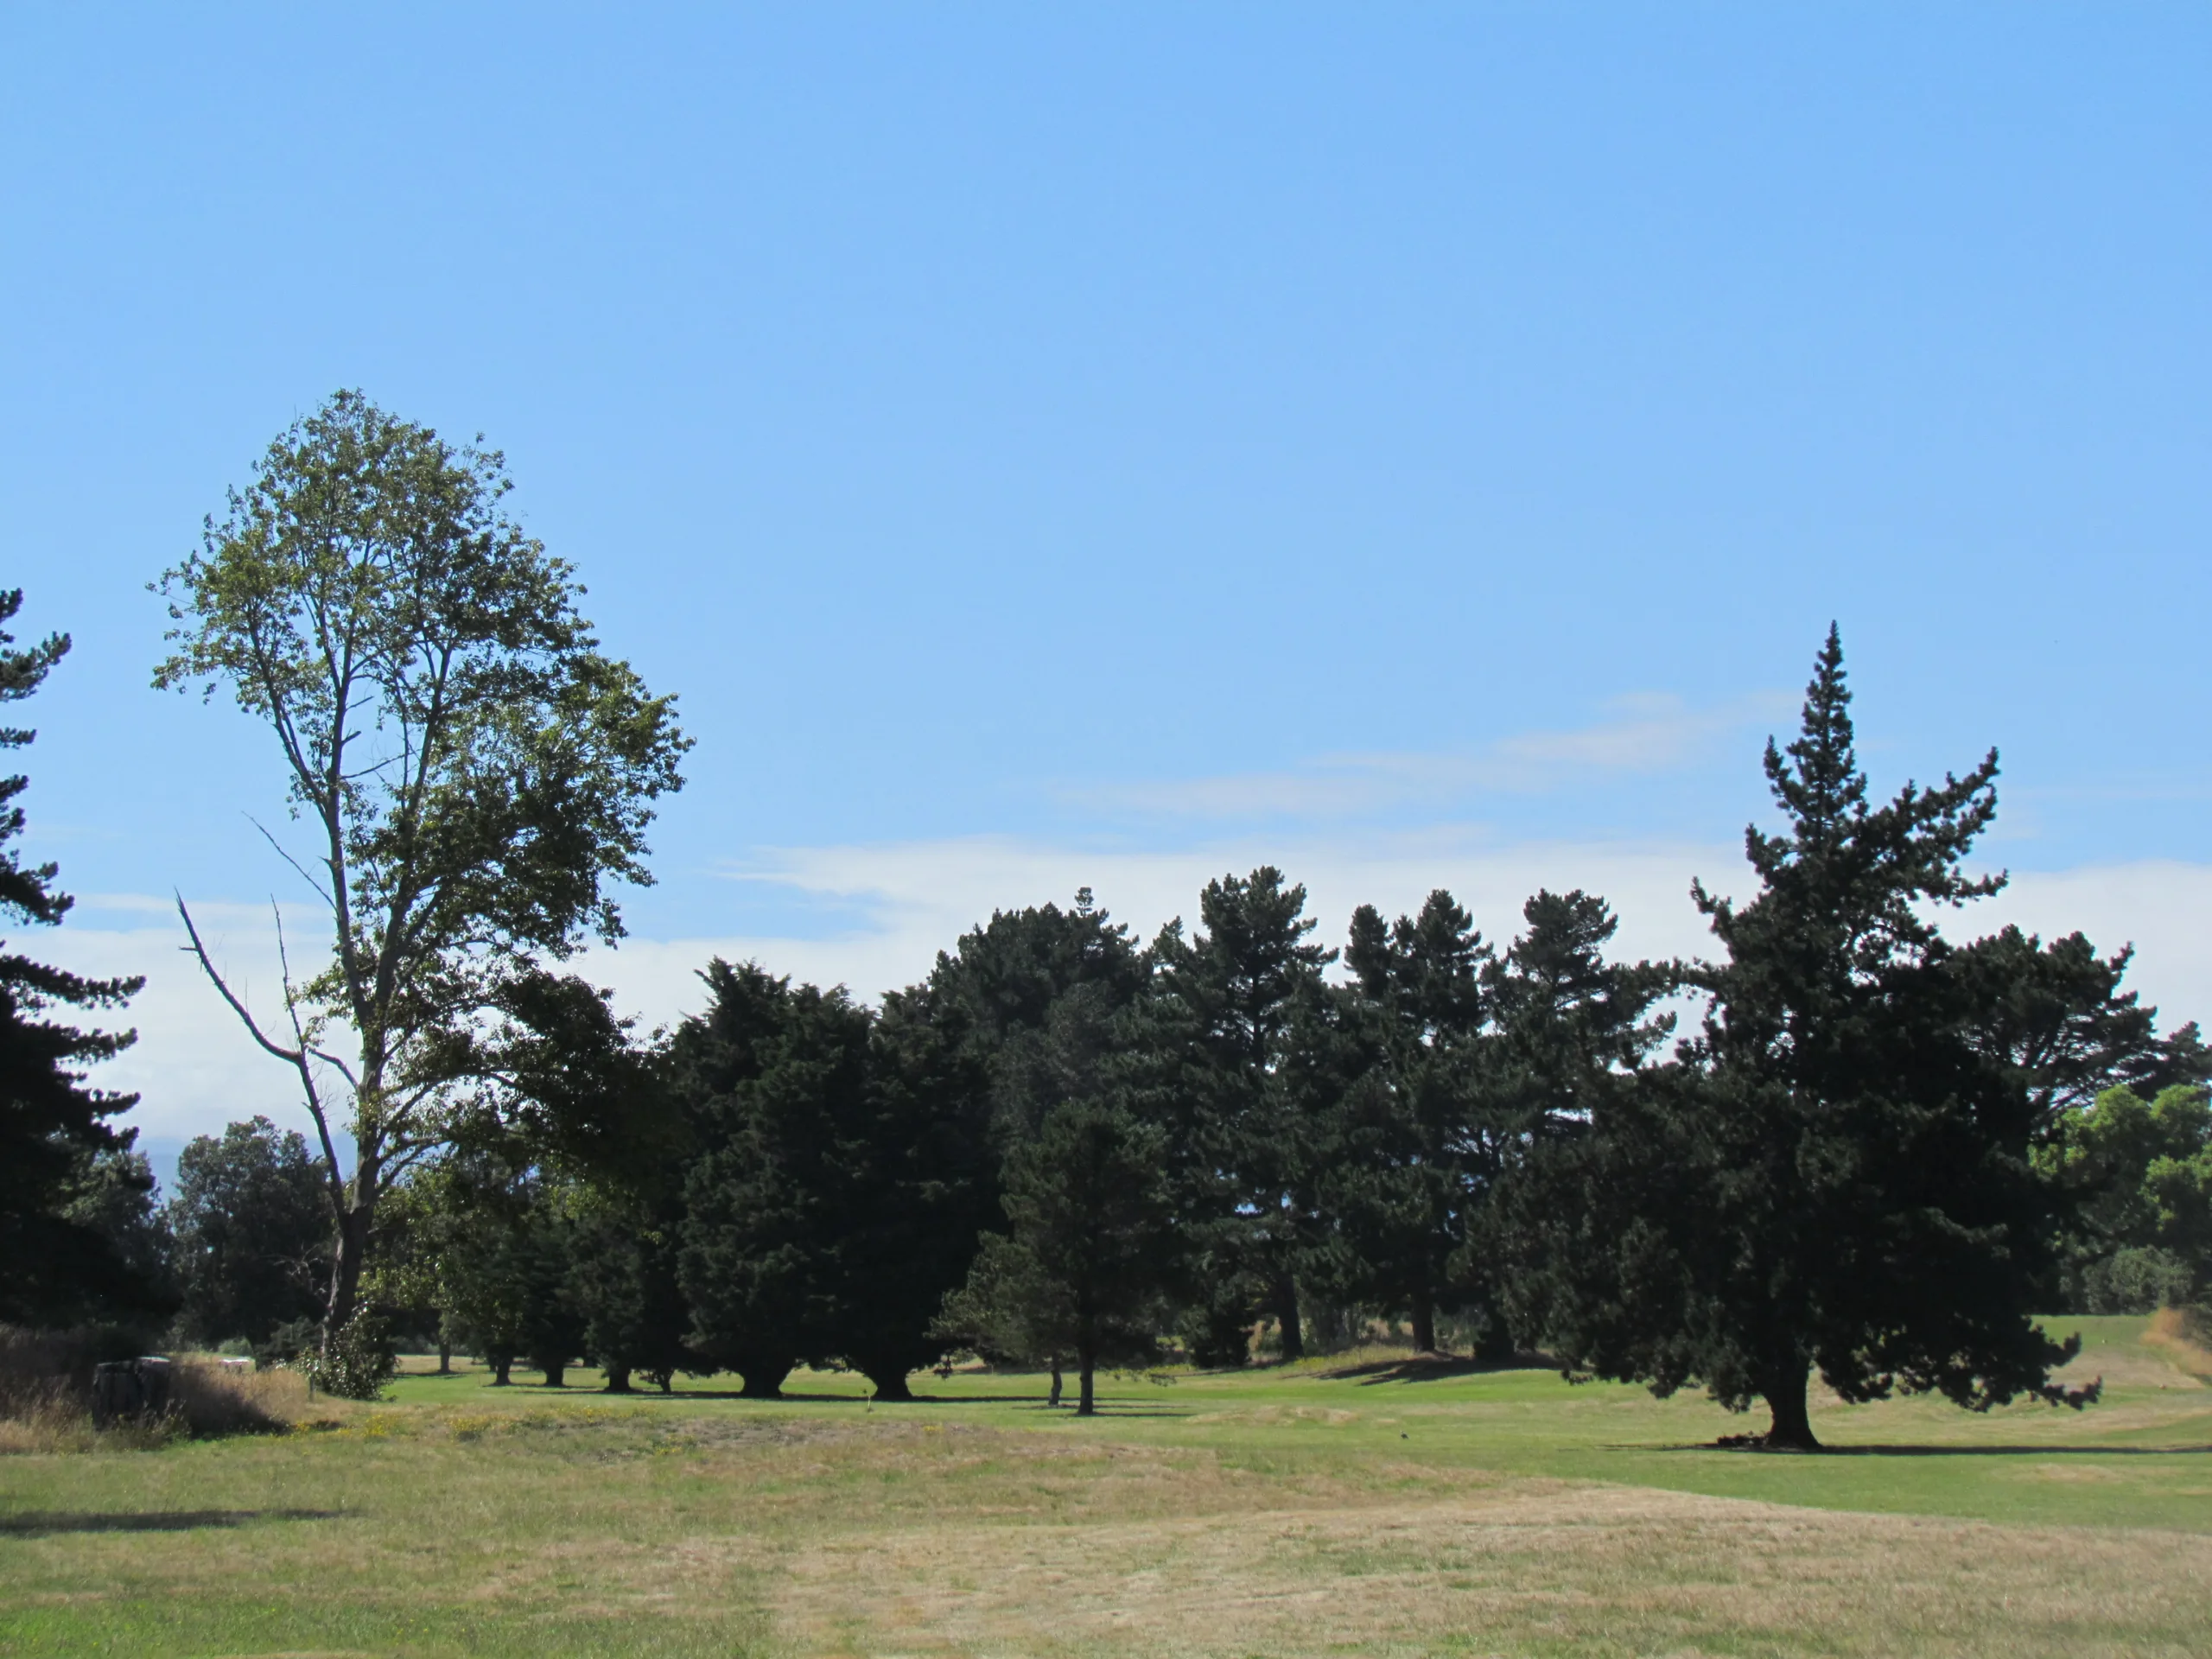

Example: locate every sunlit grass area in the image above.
[3,1316,2209,1656]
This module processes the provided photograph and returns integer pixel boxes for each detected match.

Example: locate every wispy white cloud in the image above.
[1063,691,1794,820]
[49,842,2212,1147]
[24,905,310,1141]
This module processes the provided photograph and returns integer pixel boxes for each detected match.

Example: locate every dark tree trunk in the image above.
[1762,1368,1819,1451]
[866,1368,914,1402]
[603,1364,633,1394]
[1410,1283,1436,1355]
[737,1358,792,1399]
[324,1196,373,1335]
[491,1353,513,1386]
[324,1145,381,1335]
[1274,1273,1304,1362]
[539,1358,566,1389]
[1047,1356,1064,1408]
[1474,1301,1516,1363]
[651,1369,675,1394]
[1076,1340,1096,1417]
[436,1340,451,1376]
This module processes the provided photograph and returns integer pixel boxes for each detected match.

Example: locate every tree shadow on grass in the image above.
[1641,1441,2212,1457]
[1322,1351,1561,1386]
[1043,1405,1192,1419]
[0,1509,341,1537]
[613,1388,1057,1406]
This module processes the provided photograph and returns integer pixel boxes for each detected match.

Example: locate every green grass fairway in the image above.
[3,1316,2209,1656]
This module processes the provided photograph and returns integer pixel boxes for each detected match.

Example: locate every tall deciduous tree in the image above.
[154,391,688,1338]
[0,588,157,1325]
[1512,629,2093,1448]
[168,1116,330,1347]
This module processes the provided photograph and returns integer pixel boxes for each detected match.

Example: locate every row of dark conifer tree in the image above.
[342,632,2206,1440]
[15,626,2203,1440]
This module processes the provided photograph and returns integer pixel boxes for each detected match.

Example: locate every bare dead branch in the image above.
[271,901,353,1216]
[245,811,334,911]
[176,893,307,1067]
[177,893,351,1218]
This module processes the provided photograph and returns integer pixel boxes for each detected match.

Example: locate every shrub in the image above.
[297,1308,397,1401]
[2075,1247,2196,1314]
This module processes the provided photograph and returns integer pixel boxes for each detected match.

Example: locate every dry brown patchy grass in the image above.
[769,1476,2212,1658]
[2144,1308,2212,1382]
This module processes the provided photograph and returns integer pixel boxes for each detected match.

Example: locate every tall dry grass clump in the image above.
[0,1325,107,1452]
[2144,1305,2212,1379]
[0,1326,308,1451]
[168,1357,308,1435]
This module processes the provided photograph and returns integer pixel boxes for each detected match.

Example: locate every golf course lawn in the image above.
[2,1315,2208,1656]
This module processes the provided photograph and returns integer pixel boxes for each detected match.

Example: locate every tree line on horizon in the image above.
[5,392,2211,1446]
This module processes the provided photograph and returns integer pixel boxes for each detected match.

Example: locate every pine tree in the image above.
[1147,868,1336,1358]
[1510,629,2092,1448]
[952,1099,1183,1414]
[1475,891,1675,1361]
[0,588,156,1324]
[925,892,1157,1390]
[1325,889,1491,1354]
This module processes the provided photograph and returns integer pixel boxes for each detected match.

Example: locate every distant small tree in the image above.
[0,588,158,1325]
[431,1160,583,1386]
[944,1100,1183,1414]
[168,1116,330,1348]
[155,391,688,1342]
[2041,1084,2212,1311]
[568,1204,701,1392]
[933,1230,1077,1404]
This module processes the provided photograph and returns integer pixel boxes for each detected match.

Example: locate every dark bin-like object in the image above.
[90,1357,173,1427]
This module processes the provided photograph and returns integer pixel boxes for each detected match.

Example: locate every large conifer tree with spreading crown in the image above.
[1512,627,2095,1447]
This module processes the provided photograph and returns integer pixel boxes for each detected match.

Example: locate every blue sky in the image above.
[4,4,2208,1153]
